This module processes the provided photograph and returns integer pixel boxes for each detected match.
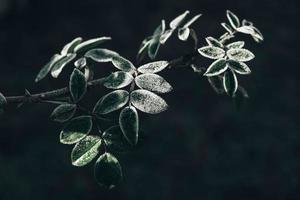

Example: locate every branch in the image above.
[4,51,199,105]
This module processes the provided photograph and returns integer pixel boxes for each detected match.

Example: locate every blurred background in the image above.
[0,0,299,199]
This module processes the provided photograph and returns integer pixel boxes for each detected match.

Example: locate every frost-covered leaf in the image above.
[183,14,202,28]
[208,76,224,94]
[170,10,190,29]
[198,46,225,60]
[112,56,136,72]
[0,92,6,107]
[74,37,111,53]
[51,53,76,78]
[50,104,77,122]
[227,59,251,75]
[251,26,264,43]
[69,68,87,102]
[84,66,94,81]
[178,27,190,41]
[153,20,166,36]
[130,89,168,114]
[135,73,173,93]
[71,135,102,167]
[93,90,129,115]
[119,106,139,145]
[61,37,82,55]
[85,48,119,63]
[138,38,151,55]
[94,153,122,188]
[226,41,245,49]
[236,26,255,34]
[35,54,63,82]
[221,22,234,34]
[60,115,93,144]
[205,37,223,48]
[204,59,227,77]
[74,57,87,69]
[104,71,133,89]
[159,29,173,44]
[227,48,255,62]
[102,126,132,152]
[242,19,253,26]
[223,69,238,97]
[226,10,240,29]
[138,61,169,74]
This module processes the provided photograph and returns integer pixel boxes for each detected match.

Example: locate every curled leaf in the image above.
[85,48,119,62]
[178,27,190,41]
[61,37,82,55]
[60,115,93,144]
[130,89,168,114]
[71,135,102,167]
[183,14,202,28]
[51,53,77,78]
[74,37,112,53]
[135,73,173,93]
[35,54,63,82]
[170,10,190,29]
[93,90,129,115]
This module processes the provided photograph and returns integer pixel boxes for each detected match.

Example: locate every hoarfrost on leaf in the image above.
[135,73,173,93]
[74,37,112,53]
[71,135,102,167]
[50,104,77,122]
[223,69,238,97]
[130,89,168,114]
[51,53,77,78]
[112,56,136,72]
[198,46,225,60]
[204,59,227,77]
[138,61,169,74]
[85,48,119,63]
[119,106,139,145]
[226,41,245,49]
[226,10,240,29]
[227,48,255,62]
[227,59,251,75]
[104,71,134,89]
[69,68,87,102]
[61,37,82,55]
[170,10,190,29]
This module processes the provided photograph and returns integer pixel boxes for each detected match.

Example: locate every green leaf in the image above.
[135,73,173,93]
[93,90,129,115]
[221,22,234,34]
[183,14,201,28]
[226,41,245,49]
[170,10,190,29]
[102,126,132,152]
[205,37,223,48]
[130,89,168,114]
[148,36,161,60]
[208,76,225,94]
[159,29,173,44]
[104,71,134,89]
[198,46,225,59]
[178,27,190,41]
[85,48,119,62]
[223,69,238,97]
[51,53,77,78]
[71,135,102,167]
[74,37,111,53]
[112,56,136,72]
[119,106,139,145]
[204,58,227,77]
[50,104,77,122]
[35,54,63,82]
[61,37,82,55]
[60,115,93,144]
[227,48,255,62]
[0,92,7,107]
[69,68,87,102]
[226,10,240,29]
[227,59,251,75]
[94,153,122,188]
[137,61,169,74]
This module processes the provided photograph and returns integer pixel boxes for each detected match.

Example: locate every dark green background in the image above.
[0,0,299,199]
